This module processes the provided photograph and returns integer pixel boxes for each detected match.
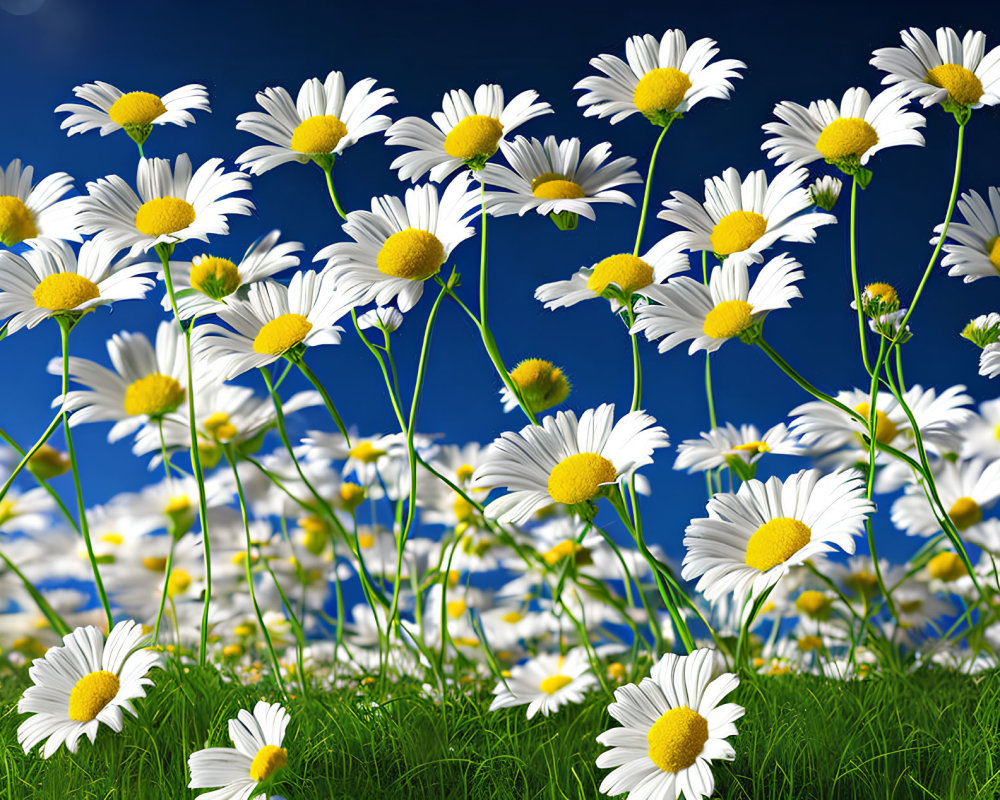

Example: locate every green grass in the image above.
[1,660,999,799]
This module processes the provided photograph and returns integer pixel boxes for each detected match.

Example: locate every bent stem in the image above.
[294,356,351,447]
[321,162,348,220]
[633,121,672,256]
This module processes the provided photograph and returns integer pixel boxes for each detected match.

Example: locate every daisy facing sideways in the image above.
[188,701,290,800]
[931,187,1000,283]
[596,648,743,800]
[673,422,801,474]
[489,648,598,719]
[471,403,669,525]
[17,620,160,758]
[0,158,82,248]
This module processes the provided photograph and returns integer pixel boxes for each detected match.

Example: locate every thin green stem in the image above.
[322,164,348,220]
[0,412,63,505]
[633,121,672,256]
[295,357,351,446]
[848,177,872,375]
[0,425,78,531]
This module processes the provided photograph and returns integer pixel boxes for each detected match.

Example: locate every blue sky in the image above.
[1,0,998,573]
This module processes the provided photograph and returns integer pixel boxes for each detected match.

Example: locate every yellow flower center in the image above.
[290,114,348,154]
[994,421,1000,441]
[927,551,967,582]
[339,483,366,509]
[100,532,124,546]
[948,496,982,531]
[899,598,923,614]
[123,373,185,417]
[443,115,504,161]
[249,745,288,782]
[0,499,17,526]
[190,256,241,298]
[547,452,617,505]
[530,172,585,200]
[632,68,692,114]
[68,670,120,722]
[166,567,192,597]
[710,210,768,255]
[509,358,570,414]
[731,440,771,454]
[165,495,191,515]
[815,117,880,161]
[32,273,100,311]
[108,92,167,127]
[452,495,476,523]
[845,569,879,596]
[646,705,709,773]
[586,254,654,295]
[233,623,255,637]
[203,412,238,442]
[456,463,475,483]
[134,197,196,237]
[542,540,581,567]
[702,299,754,340]
[0,195,38,246]
[376,228,445,281]
[854,402,898,446]
[744,517,811,571]
[446,599,467,619]
[926,64,984,107]
[350,441,386,463]
[501,610,523,624]
[357,533,375,549]
[795,590,830,617]
[27,444,69,479]
[539,674,573,695]
[142,556,167,572]
[864,282,898,305]
[252,313,313,355]
[797,635,824,652]
[986,236,1000,273]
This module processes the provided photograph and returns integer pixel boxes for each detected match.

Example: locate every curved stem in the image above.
[0,411,63,505]
[0,425,79,531]
[322,164,348,220]
[295,357,351,446]
[633,122,672,256]
[625,304,643,412]
[848,177,872,375]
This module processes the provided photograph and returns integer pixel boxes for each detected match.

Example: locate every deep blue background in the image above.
[1,0,999,571]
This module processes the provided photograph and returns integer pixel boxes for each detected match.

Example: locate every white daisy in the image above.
[871,27,1000,111]
[193,270,358,381]
[983,343,1000,379]
[17,620,160,758]
[188,701,290,800]
[235,70,396,175]
[809,176,843,211]
[682,469,875,605]
[78,153,253,257]
[962,312,1000,349]
[471,403,669,525]
[658,165,836,267]
[575,29,746,126]
[891,457,1000,537]
[630,254,803,354]
[0,239,154,334]
[931,188,1000,283]
[673,422,801,473]
[357,305,404,332]
[596,648,743,800]
[313,173,480,312]
[958,398,1000,461]
[488,648,597,719]
[385,83,552,182]
[0,159,82,248]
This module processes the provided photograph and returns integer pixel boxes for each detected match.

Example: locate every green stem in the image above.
[0,425,79,531]
[633,121,672,256]
[322,164,348,220]
[0,412,63,505]
[0,550,71,636]
[626,304,643,412]
[295,357,351,446]
[848,177,872,375]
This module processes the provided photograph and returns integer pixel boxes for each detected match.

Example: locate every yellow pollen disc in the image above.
[135,196,196,237]
[456,463,475,483]
[846,570,879,596]
[190,256,241,298]
[509,358,570,413]
[32,273,100,311]
[68,670,120,722]
[167,568,192,597]
[452,495,475,523]
[899,598,923,614]
[233,623,254,637]
[252,313,312,355]
[165,495,191,515]
[350,441,386,463]
[926,63,984,107]
[339,483,365,509]
[795,590,829,617]
[815,117,879,161]
[142,556,167,572]
[27,444,70,479]
[376,228,445,281]
[647,706,709,773]
[732,440,770,454]
[587,254,654,295]
[797,635,824,652]
[703,299,754,340]
[542,540,579,566]
[986,236,1000,273]
[547,452,617,505]
[204,411,237,442]
[607,662,626,681]
[223,644,243,658]
[994,422,1000,441]
[446,599,467,619]
[357,533,375,549]
[249,745,288,782]
[0,195,38,246]
[539,674,572,695]
[745,517,811,571]
[0,499,15,526]
[632,68,692,114]
[501,610,523,624]
[928,551,967,582]
[710,210,767,255]
[123,373,185,417]
[530,172,586,200]
[299,515,329,536]
[948,496,982,531]
[854,402,898,446]
[100,532,124,546]
[290,114,348,154]
[864,283,897,304]
[108,91,167,127]
[443,115,504,161]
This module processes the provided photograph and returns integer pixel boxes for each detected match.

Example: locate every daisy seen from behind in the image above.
[471,403,669,525]
[188,700,290,800]
[17,619,160,758]
[489,648,598,719]
[575,28,746,127]
[931,187,1000,283]
[0,159,82,248]
[596,647,743,800]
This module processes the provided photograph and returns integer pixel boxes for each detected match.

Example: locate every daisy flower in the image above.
[498,357,571,415]
[0,239,154,334]
[489,648,598,719]
[385,83,552,182]
[871,27,1000,113]
[0,159,82,248]
[761,86,925,180]
[959,398,1000,461]
[235,70,396,175]
[983,343,1000,379]
[480,135,640,228]
[78,153,253,257]
[964,313,1000,349]
[673,422,801,473]
[55,81,209,146]
[575,29,746,126]
[891,457,1000,537]
[313,173,480,312]
[630,254,803,354]
[17,620,160,758]
[658,165,836,267]
[682,469,874,605]
[193,270,358,381]
[188,701,290,799]
[809,176,842,211]
[931,188,1000,283]
[596,648,743,800]
[471,403,669,525]
[534,236,690,313]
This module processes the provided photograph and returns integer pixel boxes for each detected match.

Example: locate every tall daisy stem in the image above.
[848,177,872,375]
[0,412,64,505]
[294,357,351,446]
[322,163,348,220]
[0,425,79,531]
[633,121,672,256]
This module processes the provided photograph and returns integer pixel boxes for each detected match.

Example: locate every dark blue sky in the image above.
[2,0,999,570]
